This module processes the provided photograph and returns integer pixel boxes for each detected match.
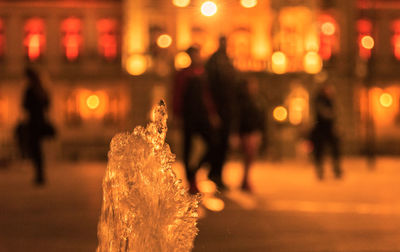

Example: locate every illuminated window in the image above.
[391,20,400,60]
[61,17,82,61]
[357,19,373,60]
[24,18,45,61]
[0,19,4,58]
[97,18,118,61]
[318,14,339,61]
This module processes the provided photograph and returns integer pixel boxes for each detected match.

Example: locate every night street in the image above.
[0,157,399,252]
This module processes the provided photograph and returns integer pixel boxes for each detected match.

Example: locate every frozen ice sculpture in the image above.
[97,101,199,252]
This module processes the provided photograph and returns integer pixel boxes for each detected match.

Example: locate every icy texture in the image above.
[97,101,199,252]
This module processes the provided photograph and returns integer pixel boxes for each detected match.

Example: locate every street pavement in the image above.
[0,157,399,252]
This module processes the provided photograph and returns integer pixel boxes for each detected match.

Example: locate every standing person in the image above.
[205,36,238,190]
[22,67,54,185]
[173,46,220,194]
[237,77,267,192]
[310,85,342,180]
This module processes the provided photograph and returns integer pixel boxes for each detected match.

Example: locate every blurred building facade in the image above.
[0,0,400,161]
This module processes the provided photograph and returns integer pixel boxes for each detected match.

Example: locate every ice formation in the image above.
[97,101,199,252]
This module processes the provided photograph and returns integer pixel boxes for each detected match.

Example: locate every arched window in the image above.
[318,14,339,61]
[24,18,45,61]
[97,18,118,61]
[61,17,82,61]
[357,19,373,60]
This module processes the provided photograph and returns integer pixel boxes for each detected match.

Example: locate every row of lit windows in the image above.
[0,17,118,62]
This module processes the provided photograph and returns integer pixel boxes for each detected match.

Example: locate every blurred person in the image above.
[173,46,220,194]
[237,77,267,192]
[205,36,239,190]
[310,84,342,180]
[20,66,55,185]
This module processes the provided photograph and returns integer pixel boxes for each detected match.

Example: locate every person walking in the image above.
[173,46,220,194]
[21,67,54,185]
[310,84,342,180]
[205,36,239,190]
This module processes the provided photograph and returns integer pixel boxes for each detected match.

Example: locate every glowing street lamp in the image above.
[126,54,147,75]
[379,93,393,108]
[240,0,257,8]
[87,94,100,110]
[172,0,190,7]
[157,34,172,48]
[361,35,374,50]
[271,51,287,74]
[174,51,192,69]
[201,1,217,17]
[273,106,288,122]
[321,22,335,36]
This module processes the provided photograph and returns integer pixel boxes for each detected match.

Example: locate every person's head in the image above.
[25,66,41,87]
[218,36,227,52]
[186,46,201,67]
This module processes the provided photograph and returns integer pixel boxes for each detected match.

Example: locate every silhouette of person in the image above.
[205,36,239,190]
[310,85,342,180]
[237,77,267,192]
[22,67,53,185]
[173,46,220,194]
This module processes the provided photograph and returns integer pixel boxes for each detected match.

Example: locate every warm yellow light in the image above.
[157,34,172,48]
[304,51,323,74]
[321,22,335,36]
[273,106,288,122]
[201,1,217,17]
[172,0,190,7]
[361,35,374,50]
[197,180,217,194]
[202,197,225,212]
[240,0,257,8]
[379,93,393,108]
[86,94,100,110]
[174,51,192,69]
[271,51,287,74]
[126,54,147,76]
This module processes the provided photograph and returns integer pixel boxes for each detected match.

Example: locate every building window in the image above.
[318,14,339,61]
[61,17,82,61]
[24,18,45,62]
[0,19,4,59]
[391,19,400,60]
[357,19,373,60]
[97,18,118,61]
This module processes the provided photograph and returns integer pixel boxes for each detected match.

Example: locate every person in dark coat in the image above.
[310,85,342,180]
[173,46,220,194]
[237,77,267,192]
[204,36,238,190]
[22,67,52,185]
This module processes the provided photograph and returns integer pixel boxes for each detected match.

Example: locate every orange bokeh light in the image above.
[61,17,82,61]
[86,95,100,110]
[321,22,335,36]
[361,35,374,50]
[273,106,288,122]
[24,18,45,61]
[379,93,393,108]
[156,34,172,48]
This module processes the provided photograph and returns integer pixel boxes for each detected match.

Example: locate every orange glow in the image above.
[24,18,45,61]
[0,19,4,57]
[86,95,100,110]
[197,180,217,194]
[201,1,217,17]
[97,19,118,61]
[172,0,190,7]
[304,51,322,74]
[357,19,373,59]
[126,54,147,75]
[156,34,172,48]
[61,17,82,61]
[273,106,288,122]
[240,0,257,8]
[289,97,306,125]
[361,35,374,50]
[202,197,225,212]
[379,93,393,108]
[77,90,108,119]
[321,22,335,36]
[271,51,287,74]
[391,20,400,60]
[174,51,191,69]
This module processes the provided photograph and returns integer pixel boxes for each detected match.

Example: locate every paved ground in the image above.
[0,157,399,252]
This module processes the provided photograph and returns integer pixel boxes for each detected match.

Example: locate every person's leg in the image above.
[31,140,44,185]
[183,126,195,183]
[208,129,229,189]
[331,135,342,178]
[241,132,261,191]
[313,139,324,180]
